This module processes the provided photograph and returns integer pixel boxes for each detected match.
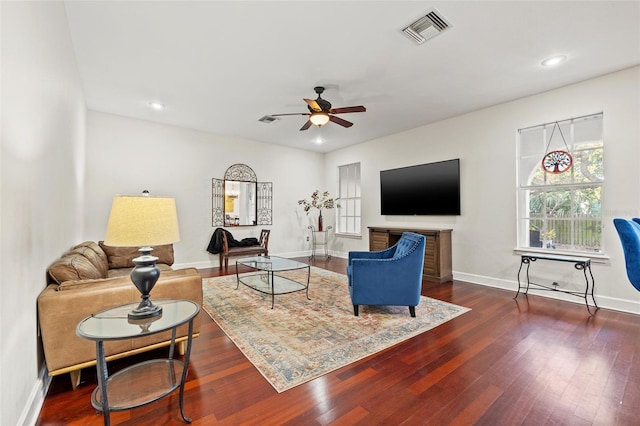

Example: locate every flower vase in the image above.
[318,211,323,231]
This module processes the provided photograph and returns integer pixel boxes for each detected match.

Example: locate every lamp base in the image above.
[128,246,163,320]
[127,302,163,320]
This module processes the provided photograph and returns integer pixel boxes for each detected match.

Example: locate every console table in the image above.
[368,227,452,283]
[76,299,199,425]
[515,252,598,314]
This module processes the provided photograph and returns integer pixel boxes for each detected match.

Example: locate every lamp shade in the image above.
[104,195,180,247]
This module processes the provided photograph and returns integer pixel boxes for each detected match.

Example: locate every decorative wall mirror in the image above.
[212,164,272,227]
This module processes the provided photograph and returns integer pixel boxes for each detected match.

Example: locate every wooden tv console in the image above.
[368,227,453,284]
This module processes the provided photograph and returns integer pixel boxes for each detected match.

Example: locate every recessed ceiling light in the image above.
[314,137,324,145]
[148,101,165,110]
[541,55,567,67]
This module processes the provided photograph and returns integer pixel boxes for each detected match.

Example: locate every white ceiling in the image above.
[64,1,640,153]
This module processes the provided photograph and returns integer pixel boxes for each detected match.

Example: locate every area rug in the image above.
[202,267,470,392]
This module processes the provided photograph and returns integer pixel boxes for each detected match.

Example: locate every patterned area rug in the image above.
[202,267,470,393]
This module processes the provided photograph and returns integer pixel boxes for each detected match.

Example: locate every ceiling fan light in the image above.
[309,112,330,126]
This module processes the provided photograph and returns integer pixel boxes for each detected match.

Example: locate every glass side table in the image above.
[76,299,200,426]
[308,225,332,260]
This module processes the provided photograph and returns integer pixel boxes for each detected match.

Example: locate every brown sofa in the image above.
[37,241,203,388]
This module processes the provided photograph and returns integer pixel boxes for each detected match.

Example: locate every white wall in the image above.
[0,2,86,424]
[83,111,326,267]
[326,66,640,313]
[1,4,637,424]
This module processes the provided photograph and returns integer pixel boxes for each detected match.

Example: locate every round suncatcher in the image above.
[541,121,573,174]
[542,150,573,174]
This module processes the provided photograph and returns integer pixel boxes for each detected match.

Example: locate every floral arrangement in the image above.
[298,190,337,214]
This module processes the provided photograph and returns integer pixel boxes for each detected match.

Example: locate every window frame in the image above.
[516,113,604,256]
[336,162,362,237]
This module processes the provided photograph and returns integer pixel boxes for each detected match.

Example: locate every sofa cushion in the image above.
[57,265,178,290]
[99,242,174,269]
[106,263,173,278]
[48,254,104,284]
[57,277,126,291]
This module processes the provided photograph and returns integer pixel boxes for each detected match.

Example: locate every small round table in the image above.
[76,299,199,425]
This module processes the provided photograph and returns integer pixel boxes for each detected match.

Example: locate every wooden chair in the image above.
[220,229,270,269]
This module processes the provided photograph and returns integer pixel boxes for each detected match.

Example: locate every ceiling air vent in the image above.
[402,10,451,45]
[258,115,279,124]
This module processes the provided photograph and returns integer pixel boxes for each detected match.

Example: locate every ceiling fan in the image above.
[270,86,366,131]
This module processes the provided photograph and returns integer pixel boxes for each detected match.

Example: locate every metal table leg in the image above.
[95,340,110,426]
[179,319,194,423]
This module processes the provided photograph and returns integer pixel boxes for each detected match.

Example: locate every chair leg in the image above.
[409,306,416,317]
[353,305,359,316]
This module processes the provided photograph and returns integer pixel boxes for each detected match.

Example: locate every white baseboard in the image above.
[175,250,348,271]
[454,271,640,315]
[18,363,51,426]
[175,259,218,270]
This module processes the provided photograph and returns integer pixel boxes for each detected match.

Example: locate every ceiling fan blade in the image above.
[329,115,353,128]
[304,98,322,112]
[300,120,313,131]
[329,106,366,114]
[270,113,310,117]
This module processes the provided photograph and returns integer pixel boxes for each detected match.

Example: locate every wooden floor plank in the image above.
[36,257,640,425]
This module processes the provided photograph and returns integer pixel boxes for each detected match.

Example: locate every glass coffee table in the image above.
[235,255,310,308]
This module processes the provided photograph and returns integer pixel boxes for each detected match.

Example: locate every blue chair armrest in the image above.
[348,248,394,265]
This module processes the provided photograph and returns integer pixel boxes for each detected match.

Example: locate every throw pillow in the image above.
[48,254,104,284]
[98,242,174,269]
[66,242,109,278]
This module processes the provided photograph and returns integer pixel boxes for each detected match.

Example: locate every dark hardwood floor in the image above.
[37,257,640,425]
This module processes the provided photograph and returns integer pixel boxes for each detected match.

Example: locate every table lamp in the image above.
[104,193,180,320]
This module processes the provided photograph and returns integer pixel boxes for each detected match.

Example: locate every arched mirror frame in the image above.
[212,164,272,227]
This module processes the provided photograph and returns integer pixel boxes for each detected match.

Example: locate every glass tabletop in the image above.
[236,255,309,272]
[76,299,199,341]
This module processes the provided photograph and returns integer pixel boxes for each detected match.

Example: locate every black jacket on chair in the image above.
[207,228,259,254]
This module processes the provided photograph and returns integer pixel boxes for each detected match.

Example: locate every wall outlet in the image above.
[306,236,309,241]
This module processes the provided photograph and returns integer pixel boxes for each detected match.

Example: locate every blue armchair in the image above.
[347,232,426,317]
[613,218,640,292]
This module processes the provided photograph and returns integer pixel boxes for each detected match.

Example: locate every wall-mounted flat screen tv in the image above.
[380,159,461,215]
